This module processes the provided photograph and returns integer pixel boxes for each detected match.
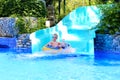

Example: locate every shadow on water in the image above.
[94,59,120,66]
[0,44,9,48]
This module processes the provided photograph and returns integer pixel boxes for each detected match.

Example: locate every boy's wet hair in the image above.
[53,33,58,39]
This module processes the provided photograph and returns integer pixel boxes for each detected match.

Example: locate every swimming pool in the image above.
[0,49,120,80]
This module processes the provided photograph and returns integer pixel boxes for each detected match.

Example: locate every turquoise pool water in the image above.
[0,50,120,80]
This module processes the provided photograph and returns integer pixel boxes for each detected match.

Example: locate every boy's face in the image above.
[52,34,57,41]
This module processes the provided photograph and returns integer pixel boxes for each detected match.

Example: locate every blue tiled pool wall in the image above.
[94,50,120,61]
[16,34,31,48]
[0,35,31,53]
[0,48,31,53]
[94,34,120,61]
[94,34,120,53]
[0,37,16,48]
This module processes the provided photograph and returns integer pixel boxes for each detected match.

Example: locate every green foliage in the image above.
[96,3,120,34]
[15,17,26,34]
[15,17,47,34]
[0,0,47,34]
[0,0,46,17]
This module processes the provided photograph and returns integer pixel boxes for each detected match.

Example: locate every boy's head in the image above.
[52,33,58,39]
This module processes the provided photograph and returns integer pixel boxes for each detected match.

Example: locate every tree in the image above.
[0,0,46,17]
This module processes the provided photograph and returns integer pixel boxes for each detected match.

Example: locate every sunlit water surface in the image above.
[0,51,120,80]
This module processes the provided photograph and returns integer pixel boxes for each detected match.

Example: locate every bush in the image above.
[15,17,47,34]
[96,3,120,34]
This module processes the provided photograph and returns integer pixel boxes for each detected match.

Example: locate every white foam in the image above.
[16,47,76,59]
